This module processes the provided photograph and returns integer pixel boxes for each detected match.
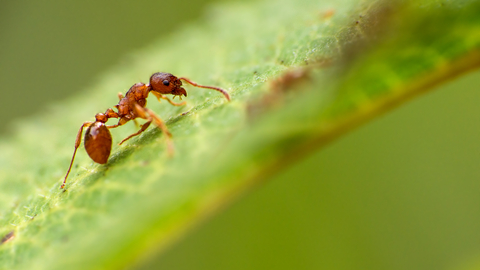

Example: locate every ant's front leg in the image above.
[151,91,186,106]
[61,121,94,189]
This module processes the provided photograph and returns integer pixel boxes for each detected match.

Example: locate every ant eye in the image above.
[163,80,170,86]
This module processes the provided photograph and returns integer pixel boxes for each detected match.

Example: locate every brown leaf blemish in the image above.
[1,231,15,244]
[321,9,335,20]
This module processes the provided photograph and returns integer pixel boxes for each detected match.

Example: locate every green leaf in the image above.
[1,0,479,269]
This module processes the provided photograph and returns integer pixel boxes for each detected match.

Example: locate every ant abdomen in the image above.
[84,122,112,164]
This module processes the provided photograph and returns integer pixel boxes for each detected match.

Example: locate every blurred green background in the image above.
[2,1,480,270]
[0,0,240,136]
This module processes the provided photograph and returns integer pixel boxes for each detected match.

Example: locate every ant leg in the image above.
[118,121,152,145]
[143,107,172,137]
[151,91,186,106]
[61,121,94,189]
[179,77,231,101]
[163,95,187,106]
[134,103,174,155]
[106,123,121,129]
[117,92,124,100]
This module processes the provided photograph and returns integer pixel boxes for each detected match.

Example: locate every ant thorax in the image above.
[116,83,150,117]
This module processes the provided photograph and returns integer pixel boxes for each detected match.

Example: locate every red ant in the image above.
[61,72,230,189]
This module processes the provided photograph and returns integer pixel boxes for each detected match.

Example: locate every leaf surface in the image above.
[0,0,479,269]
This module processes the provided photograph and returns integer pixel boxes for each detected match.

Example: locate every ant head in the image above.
[149,72,187,98]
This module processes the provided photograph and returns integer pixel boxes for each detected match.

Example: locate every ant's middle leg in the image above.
[119,120,152,145]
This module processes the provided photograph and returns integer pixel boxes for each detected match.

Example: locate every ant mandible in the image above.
[61,72,230,189]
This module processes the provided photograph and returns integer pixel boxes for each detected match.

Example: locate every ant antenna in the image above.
[179,77,231,101]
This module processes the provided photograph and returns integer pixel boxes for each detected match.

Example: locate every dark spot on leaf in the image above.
[1,231,15,244]
[247,56,334,119]
[271,68,311,93]
[247,68,311,119]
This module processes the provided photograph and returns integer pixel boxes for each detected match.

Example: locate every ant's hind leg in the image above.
[119,120,152,145]
[61,121,94,189]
